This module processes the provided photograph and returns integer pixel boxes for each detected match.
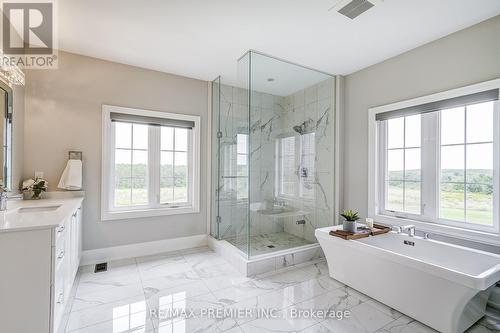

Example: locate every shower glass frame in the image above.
[212,50,337,260]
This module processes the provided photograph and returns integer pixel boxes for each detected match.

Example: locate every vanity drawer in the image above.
[54,221,67,250]
[54,240,67,273]
[52,276,66,332]
[53,252,69,316]
[54,233,66,264]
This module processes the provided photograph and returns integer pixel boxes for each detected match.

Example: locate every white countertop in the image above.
[0,193,84,233]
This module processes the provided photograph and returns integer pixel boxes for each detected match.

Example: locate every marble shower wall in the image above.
[215,77,335,247]
[280,78,335,243]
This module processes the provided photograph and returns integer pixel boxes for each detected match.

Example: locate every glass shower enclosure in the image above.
[211,51,336,259]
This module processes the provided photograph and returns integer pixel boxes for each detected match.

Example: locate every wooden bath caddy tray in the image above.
[329,224,390,240]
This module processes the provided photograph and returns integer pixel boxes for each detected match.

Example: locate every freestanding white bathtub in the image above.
[316,226,500,333]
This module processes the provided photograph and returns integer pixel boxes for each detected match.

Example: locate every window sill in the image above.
[372,213,500,246]
[101,206,199,221]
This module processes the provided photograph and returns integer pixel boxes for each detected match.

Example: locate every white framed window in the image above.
[368,79,500,245]
[299,133,315,200]
[101,105,200,220]
[236,133,249,200]
[277,135,296,197]
[379,115,422,216]
[276,133,316,200]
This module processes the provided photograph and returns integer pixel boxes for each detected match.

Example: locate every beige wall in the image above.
[24,51,208,251]
[343,15,500,218]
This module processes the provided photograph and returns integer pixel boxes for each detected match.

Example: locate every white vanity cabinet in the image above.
[52,205,82,332]
[0,199,83,333]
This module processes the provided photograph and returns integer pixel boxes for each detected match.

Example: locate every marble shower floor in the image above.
[226,231,315,256]
[58,247,499,333]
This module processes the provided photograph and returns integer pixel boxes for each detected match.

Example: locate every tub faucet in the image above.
[401,225,416,237]
[391,225,402,233]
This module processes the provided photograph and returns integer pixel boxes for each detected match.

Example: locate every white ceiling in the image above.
[58,0,500,90]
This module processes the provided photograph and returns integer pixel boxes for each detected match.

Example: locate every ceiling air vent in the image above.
[337,0,375,19]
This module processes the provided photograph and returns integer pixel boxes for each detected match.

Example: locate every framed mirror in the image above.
[0,81,13,190]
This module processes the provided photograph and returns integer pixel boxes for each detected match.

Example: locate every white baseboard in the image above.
[81,234,208,266]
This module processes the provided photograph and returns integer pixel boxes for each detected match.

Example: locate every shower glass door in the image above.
[211,71,250,255]
[211,76,221,239]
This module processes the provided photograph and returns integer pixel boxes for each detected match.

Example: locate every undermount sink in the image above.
[18,205,61,213]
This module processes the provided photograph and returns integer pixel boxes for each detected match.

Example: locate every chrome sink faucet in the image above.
[0,193,22,211]
[401,225,416,237]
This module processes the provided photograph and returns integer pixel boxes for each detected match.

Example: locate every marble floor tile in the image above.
[155,316,238,333]
[377,315,438,333]
[212,280,273,304]
[282,276,344,305]
[226,289,295,325]
[293,287,364,313]
[183,249,229,267]
[71,283,145,312]
[193,260,242,279]
[143,269,202,288]
[149,293,238,333]
[300,323,334,332]
[478,307,500,331]
[77,260,142,292]
[66,295,147,331]
[296,260,330,279]
[321,302,394,333]
[140,273,199,293]
[365,299,403,321]
[66,315,154,333]
[76,274,142,298]
[202,272,251,292]
[138,261,193,281]
[144,280,212,304]
[78,269,141,287]
[465,324,498,333]
[238,305,318,333]
[188,256,232,270]
[224,326,245,333]
[65,247,499,333]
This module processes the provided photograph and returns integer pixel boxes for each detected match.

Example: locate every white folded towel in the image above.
[58,159,82,190]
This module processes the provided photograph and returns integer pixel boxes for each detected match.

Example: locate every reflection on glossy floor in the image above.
[61,247,499,333]
[227,232,315,256]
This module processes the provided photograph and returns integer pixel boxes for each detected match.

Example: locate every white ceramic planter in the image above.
[342,220,357,233]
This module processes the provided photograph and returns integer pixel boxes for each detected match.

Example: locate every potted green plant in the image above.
[0,183,7,210]
[341,209,360,233]
[22,177,48,200]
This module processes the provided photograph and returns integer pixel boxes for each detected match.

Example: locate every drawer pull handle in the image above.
[57,250,65,259]
[57,225,65,233]
[57,292,64,304]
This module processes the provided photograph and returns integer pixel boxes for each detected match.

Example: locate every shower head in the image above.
[293,125,303,135]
